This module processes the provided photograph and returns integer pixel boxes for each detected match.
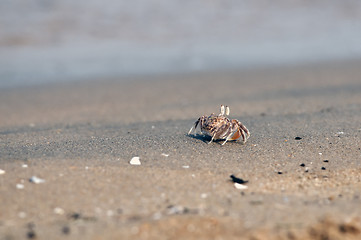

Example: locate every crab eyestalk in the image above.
[220,105,225,116]
[225,106,230,116]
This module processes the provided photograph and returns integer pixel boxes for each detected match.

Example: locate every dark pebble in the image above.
[27,223,35,230]
[321,167,326,170]
[70,212,81,220]
[62,226,70,235]
[27,231,36,239]
[277,171,283,174]
[300,163,305,167]
[323,160,329,163]
[183,207,198,214]
[295,137,302,140]
[230,175,248,184]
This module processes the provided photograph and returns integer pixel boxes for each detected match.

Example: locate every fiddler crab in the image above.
[188,105,250,145]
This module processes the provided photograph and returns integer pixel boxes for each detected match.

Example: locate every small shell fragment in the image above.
[29,176,45,184]
[161,153,169,157]
[201,193,208,198]
[0,169,5,175]
[16,184,25,189]
[54,207,65,215]
[130,157,141,165]
[234,183,248,190]
[18,212,27,218]
[167,205,185,215]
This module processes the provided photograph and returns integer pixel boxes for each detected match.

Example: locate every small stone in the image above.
[300,163,306,167]
[234,183,248,190]
[305,167,309,173]
[22,164,28,168]
[321,167,326,170]
[27,231,36,239]
[278,171,283,174]
[29,176,45,184]
[167,205,185,215]
[0,169,5,175]
[70,212,81,220]
[295,137,302,140]
[182,165,190,169]
[323,160,329,163]
[54,207,65,215]
[230,175,248,184]
[16,184,25,189]
[62,226,70,235]
[319,152,323,155]
[106,210,114,217]
[18,212,27,218]
[129,157,141,165]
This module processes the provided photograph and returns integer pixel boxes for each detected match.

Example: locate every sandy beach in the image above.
[1,61,361,239]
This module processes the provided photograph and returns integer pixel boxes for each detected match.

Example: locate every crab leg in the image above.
[188,125,195,135]
[240,129,247,143]
[188,119,200,135]
[208,133,216,144]
[222,129,237,145]
[239,123,250,140]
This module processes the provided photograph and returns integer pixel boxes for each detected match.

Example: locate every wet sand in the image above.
[1,61,361,239]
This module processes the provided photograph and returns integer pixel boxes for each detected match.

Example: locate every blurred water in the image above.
[1,0,361,88]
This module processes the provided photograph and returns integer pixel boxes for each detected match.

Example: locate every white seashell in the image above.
[161,153,169,157]
[54,207,65,215]
[234,183,248,190]
[16,184,25,189]
[182,165,190,169]
[130,157,141,165]
[18,212,27,218]
[29,176,45,184]
[0,169,5,175]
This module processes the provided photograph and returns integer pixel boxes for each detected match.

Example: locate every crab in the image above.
[188,105,250,145]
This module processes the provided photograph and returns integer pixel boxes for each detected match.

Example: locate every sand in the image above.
[1,61,361,239]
